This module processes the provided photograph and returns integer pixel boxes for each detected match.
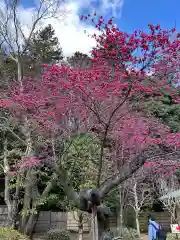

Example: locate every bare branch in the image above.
[0,0,66,56]
[158,177,180,223]
[99,149,180,199]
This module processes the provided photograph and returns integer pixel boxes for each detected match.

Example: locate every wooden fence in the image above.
[35,211,67,232]
[0,206,117,233]
[124,208,172,232]
[0,206,8,226]
[0,205,172,234]
[139,211,171,232]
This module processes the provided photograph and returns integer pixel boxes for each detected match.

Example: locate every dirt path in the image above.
[141,233,148,240]
[33,233,45,240]
[33,233,149,240]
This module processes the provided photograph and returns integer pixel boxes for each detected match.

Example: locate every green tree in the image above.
[62,133,99,190]
[67,51,91,68]
[0,24,63,85]
[145,94,180,132]
[23,24,63,77]
[0,51,17,87]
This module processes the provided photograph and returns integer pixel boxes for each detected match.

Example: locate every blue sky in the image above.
[119,0,180,32]
[73,0,180,33]
[22,0,180,32]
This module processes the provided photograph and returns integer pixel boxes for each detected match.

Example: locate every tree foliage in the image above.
[0,24,63,86]
[62,133,99,190]
[67,51,91,68]
[24,24,63,76]
[1,15,180,238]
[145,94,180,132]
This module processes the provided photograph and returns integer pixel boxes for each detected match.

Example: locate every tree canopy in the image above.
[1,14,180,238]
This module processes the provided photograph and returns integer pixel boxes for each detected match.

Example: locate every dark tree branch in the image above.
[55,166,80,207]
[99,149,180,199]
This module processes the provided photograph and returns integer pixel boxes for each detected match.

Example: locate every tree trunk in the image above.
[117,185,124,238]
[176,204,180,225]
[78,226,83,240]
[135,213,141,240]
[117,207,123,238]
[20,118,34,231]
[21,169,33,230]
[132,180,141,240]
[17,58,23,86]
[5,176,17,228]
[98,217,110,240]
[4,138,19,229]
[77,211,84,240]
[7,204,19,229]
[23,212,39,238]
[92,206,98,240]
[21,177,55,236]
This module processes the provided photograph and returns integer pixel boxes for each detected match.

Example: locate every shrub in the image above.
[109,227,139,240]
[46,229,70,240]
[101,227,139,240]
[0,227,29,240]
[122,227,139,240]
[101,229,114,240]
[167,233,180,240]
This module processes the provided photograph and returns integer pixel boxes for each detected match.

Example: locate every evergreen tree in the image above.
[23,24,63,77]
[0,24,63,83]
[27,24,63,63]
[67,51,91,68]
[0,51,17,87]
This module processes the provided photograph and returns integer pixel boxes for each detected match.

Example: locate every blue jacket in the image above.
[148,220,159,240]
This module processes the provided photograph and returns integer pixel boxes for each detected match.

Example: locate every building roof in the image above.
[159,189,180,200]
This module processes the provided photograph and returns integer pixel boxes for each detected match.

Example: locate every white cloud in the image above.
[0,0,124,57]
[97,0,124,18]
[77,0,124,18]
[41,2,98,57]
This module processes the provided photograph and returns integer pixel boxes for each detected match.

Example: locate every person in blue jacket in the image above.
[148,216,160,240]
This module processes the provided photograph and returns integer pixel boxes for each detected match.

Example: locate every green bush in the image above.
[109,227,139,240]
[167,233,180,240]
[0,227,29,240]
[122,227,139,240]
[101,227,139,240]
[46,229,70,240]
[101,229,114,240]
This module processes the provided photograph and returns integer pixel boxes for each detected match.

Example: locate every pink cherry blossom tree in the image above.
[1,15,180,239]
